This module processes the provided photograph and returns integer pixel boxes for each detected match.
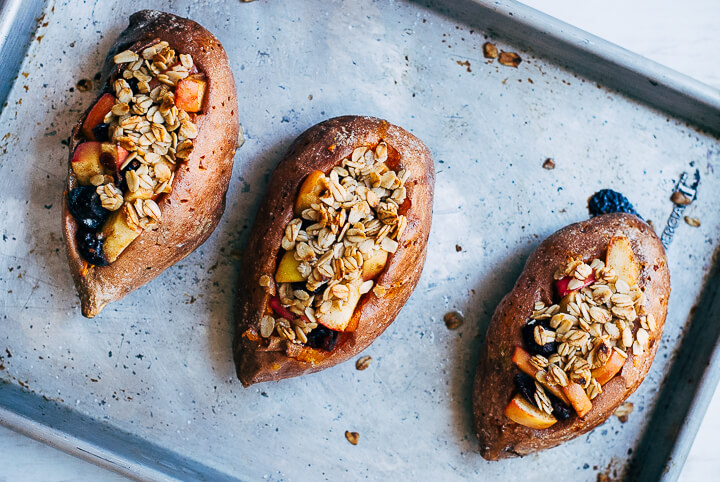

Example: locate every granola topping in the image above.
[259,143,409,347]
[68,40,206,265]
[526,255,650,413]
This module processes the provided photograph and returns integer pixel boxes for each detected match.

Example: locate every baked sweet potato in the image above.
[233,116,434,386]
[473,213,669,459]
[62,10,238,317]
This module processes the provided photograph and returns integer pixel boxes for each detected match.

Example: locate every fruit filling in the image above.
[67,41,206,266]
[257,143,409,350]
[505,234,656,428]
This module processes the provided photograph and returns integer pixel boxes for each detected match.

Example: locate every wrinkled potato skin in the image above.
[63,10,238,317]
[233,116,434,387]
[473,214,669,460]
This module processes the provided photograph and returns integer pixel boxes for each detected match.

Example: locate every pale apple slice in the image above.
[511,346,570,405]
[101,205,142,263]
[606,234,640,286]
[362,249,388,281]
[316,279,362,332]
[562,382,592,418]
[71,142,105,185]
[275,250,304,283]
[592,350,627,385]
[504,394,558,429]
[294,170,326,214]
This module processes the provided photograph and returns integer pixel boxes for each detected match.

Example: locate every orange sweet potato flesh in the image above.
[473,214,669,459]
[233,116,435,386]
[62,10,238,317]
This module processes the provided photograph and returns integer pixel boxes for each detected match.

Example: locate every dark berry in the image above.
[290,281,323,295]
[118,159,141,191]
[300,218,314,231]
[513,373,536,404]
[306,325,339,351]
[68,186,110,230]
[588,189,640,218]
[76,228,108,266]
[91,123,110,142]
[522,319,556,357]
[549,395,572,421]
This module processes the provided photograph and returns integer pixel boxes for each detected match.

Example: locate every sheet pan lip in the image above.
[0,0,718,479]
[416,0,720,135]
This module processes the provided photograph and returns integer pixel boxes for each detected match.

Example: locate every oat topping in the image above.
[526,254,651,412]
[259,143,409,346]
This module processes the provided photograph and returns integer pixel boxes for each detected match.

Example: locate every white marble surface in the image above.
[1,1,718,480]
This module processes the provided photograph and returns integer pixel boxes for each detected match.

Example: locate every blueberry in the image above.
[550,395,572,420]
[76,228,108,266]
[68,186,110,230]
[306,325,339,351]
[522,319,556,357]
[91,123,110,142]
[588,189,640,218]
[290,281,323,295]
[118,159,141,191]
[513,373,536,404]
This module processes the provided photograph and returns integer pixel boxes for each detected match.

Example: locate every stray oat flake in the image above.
[345,430,359,445]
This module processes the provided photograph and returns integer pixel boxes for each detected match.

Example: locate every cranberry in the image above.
[522,319,556,357]
[76,228,108,266]
[68,186,110,230]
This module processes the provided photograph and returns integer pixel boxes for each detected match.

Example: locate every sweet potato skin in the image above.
[473,213,670,459]
[62,10,238,317]
[233,116,434,386]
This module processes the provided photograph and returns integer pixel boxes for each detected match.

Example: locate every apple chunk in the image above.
[175,77,206,112]
[592,350,626,385]
[275,250,304,283]
[511,346,569,404]
[606,234,640,286]
[294,170,326,214]
[316,279,362,332]
[100,205,142,262]
[362,249,388,281]
[504,394,557,429]
[562,382,592,418]
[71,142,104,185]
[81,93,115,140]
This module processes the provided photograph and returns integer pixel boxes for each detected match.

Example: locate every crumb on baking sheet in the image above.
[456,60,471,72]
[499,51,522,68]
[542,158,555,170]
[355,356,372,370]
[684,216,701,227]
[482,42,498,59]
[613,402,633,423]
[345,431,359,445]
[443,311,464,330]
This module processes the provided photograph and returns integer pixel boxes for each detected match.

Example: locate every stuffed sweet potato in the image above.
[473,213,670,459]
[233,116,434,386]
[62,10,238,317]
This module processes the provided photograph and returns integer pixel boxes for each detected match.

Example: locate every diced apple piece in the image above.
[81,93,115,140]
[511,346,570,404]
[124,188,154,202]
[592,350,627,385]
[316,279,362,332]
[294,170,326,214]
[175,77,206,113]
[504,394,557,429]
[555,274,595,297]
[562,382,592,418]
[606,235,640,286]
[275,250,304,283]
[100,143,129,175]
[362,249,388,281]
[101,205,142,263]
[71,142,105,185]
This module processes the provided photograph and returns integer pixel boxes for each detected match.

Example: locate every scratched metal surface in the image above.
[0,0,719,480]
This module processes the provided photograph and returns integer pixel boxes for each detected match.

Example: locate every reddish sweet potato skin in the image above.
[473,214,670,459]
[233,116,434,387]
[62,10,238,317]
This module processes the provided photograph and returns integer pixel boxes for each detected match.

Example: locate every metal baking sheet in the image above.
[1,0,719,480]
